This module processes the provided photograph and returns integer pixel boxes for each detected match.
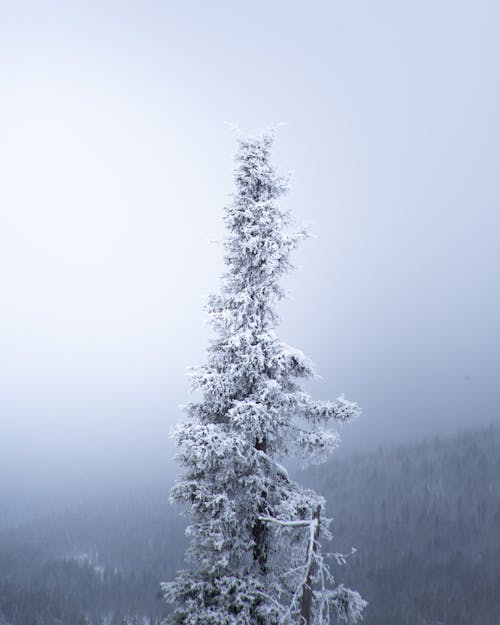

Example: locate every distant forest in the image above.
[1,423,499,625]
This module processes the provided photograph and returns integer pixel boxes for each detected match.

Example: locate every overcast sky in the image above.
[1,0,499,488]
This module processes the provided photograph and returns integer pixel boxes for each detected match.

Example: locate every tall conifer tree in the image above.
[163,132,366,625]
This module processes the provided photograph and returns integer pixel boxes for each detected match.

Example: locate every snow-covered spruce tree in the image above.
[163,132,366,625]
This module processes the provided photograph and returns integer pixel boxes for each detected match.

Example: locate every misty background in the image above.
[1,0,499,506]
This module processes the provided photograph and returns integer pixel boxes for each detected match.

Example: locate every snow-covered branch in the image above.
[258,515,318,529]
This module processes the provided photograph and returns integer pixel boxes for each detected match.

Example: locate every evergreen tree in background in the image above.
[163,132,366,625]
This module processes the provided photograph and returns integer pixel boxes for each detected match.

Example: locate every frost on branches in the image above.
[162,132,367,625]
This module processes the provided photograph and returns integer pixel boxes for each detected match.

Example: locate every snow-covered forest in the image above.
[1,423,499,625]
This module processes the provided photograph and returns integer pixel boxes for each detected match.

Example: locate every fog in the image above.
[1,0,499,499]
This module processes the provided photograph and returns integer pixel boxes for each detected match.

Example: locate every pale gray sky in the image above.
[1,0,499,487]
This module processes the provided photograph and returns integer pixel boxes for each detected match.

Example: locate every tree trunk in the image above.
[253,436,268,574]
[300,505,321,625]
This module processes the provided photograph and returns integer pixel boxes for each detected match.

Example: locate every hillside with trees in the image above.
[1,423,499,625]
[305,423,500,625]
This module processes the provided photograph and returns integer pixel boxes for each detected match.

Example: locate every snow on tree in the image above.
[162,131,367,625]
